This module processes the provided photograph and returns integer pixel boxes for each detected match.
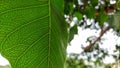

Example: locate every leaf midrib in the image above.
[48,0,51,67]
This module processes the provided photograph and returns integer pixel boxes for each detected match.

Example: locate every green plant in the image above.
[0,0,68,68]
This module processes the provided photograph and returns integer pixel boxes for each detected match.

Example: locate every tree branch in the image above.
[84,26,110,52]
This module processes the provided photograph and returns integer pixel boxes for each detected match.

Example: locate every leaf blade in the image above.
[0,0,68,68]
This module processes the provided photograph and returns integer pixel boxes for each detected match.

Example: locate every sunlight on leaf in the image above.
[0,0,68,68]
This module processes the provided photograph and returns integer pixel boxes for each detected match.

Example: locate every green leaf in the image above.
[74,12,83,20]
[96,12,108,26]
[108,15,114,28]
[113,12,120,31]
[117,0,120,8]
[68,24,78,42]
[0,0,68,68]
[64,2,74,15]
[90,0,98,7]
[68,2,74,14]
[84,6,95,18]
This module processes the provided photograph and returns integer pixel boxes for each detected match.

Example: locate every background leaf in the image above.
[96,12,108,26]
[113,12,120,32]
[68,24,78,42]
[74,12,83,20]
[90,0,98,7]
[0,0,68,68]
[84,6,95,18]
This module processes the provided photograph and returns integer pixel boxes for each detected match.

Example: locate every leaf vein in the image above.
[3,26,48,51]
[35,56,48,68]
[0,4,48,15]
[25,46,48,67]
[14,33,49,66]
[1,15,49,52]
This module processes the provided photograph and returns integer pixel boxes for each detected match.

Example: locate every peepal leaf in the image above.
[0,0,68,68]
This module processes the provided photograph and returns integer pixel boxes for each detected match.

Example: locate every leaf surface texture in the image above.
[0,0,68,68]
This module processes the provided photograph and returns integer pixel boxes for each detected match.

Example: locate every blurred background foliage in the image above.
[64,0,120,68]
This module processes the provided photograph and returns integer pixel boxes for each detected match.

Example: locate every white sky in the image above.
[0,54,10,66]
